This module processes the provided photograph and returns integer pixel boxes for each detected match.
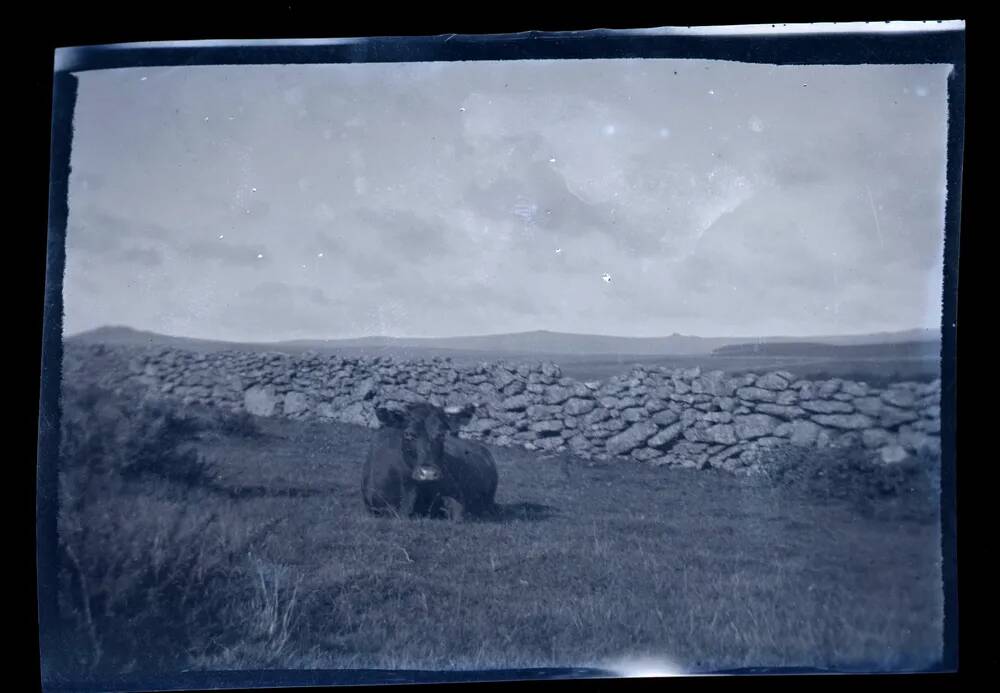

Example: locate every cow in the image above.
[362,402,499,520]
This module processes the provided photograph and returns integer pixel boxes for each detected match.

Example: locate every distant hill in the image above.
[712,340,941,359]
[67,326,942,358]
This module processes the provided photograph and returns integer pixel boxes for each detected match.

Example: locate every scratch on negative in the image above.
[866,185,885,248]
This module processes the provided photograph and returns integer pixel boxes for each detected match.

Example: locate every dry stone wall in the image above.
[64,342,942,473]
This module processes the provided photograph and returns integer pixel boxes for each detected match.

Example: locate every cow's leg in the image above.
[400,484,419,518]
[442,497,465,522]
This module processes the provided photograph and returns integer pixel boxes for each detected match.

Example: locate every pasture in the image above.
[46,384,945,686]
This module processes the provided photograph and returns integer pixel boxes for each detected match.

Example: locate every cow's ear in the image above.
[375,406,406,429]
[443,403,476,430]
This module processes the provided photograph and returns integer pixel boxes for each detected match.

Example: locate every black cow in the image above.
[362,402,498,520]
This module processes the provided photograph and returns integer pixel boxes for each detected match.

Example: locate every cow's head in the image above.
[374,403,476,482]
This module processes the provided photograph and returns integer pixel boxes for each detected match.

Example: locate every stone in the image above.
[464,418,500,434]
[818,379,843,398]
[788,420,822,446]
[797,382,817,400]
[680,409,703,427]
[879,444,909,464]
[879,406,920,428]
[622,407,647,423]
[564,397,596,416]
[530,420,564,435]
[736,386,778,403]
[681,366,702,380]
[544,385,574,405]
[601,417,628,433]
[703,424,738,445]
[606,421,660,456]
[632,447,663,462]
[337,401,374,427]
[504,381,526,396]
[651,386,674,400]
[756,372,790,390]
[707,445,744,467]
[912,418,941,434]
[754,404,806,420]
[354,378,377,400]
[918,399,941,414]
[527,404,562,419]
[811,414,875,430]
[535,435,564,451]
[881,388,917,408]
[501,394,532,411]
[582,408,611,426]
[703,411,734,424]
[775,390,799,405]
[495,370,517,389]
[800,399,854,414]
[652,410,681,426]
[244,385,279,417]
[648,455,674,468]
[733,414,780,440]
[648,422,685,450]
[774,422,793,437]
[853,397,884,417]
[717,397,737,412]
[283,391,309,416]
[644,398,669,413]
[695,371,729,396]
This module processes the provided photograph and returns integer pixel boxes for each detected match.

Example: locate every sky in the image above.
[63,59,954,341]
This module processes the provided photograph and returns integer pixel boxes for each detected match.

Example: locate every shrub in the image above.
[759,443,940,522]
[60,384,213,487]
[215,409,263,439]
[54,385,302,678]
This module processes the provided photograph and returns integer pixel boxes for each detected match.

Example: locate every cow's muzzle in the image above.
[411,465,442,482]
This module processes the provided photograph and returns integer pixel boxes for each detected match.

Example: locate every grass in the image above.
[46,384,945,686]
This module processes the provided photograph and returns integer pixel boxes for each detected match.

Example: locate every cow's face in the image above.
[376,403,471,483]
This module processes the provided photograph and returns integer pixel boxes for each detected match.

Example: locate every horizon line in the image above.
[64,324,944,345]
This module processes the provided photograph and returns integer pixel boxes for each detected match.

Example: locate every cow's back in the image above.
[444,435,498,512]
